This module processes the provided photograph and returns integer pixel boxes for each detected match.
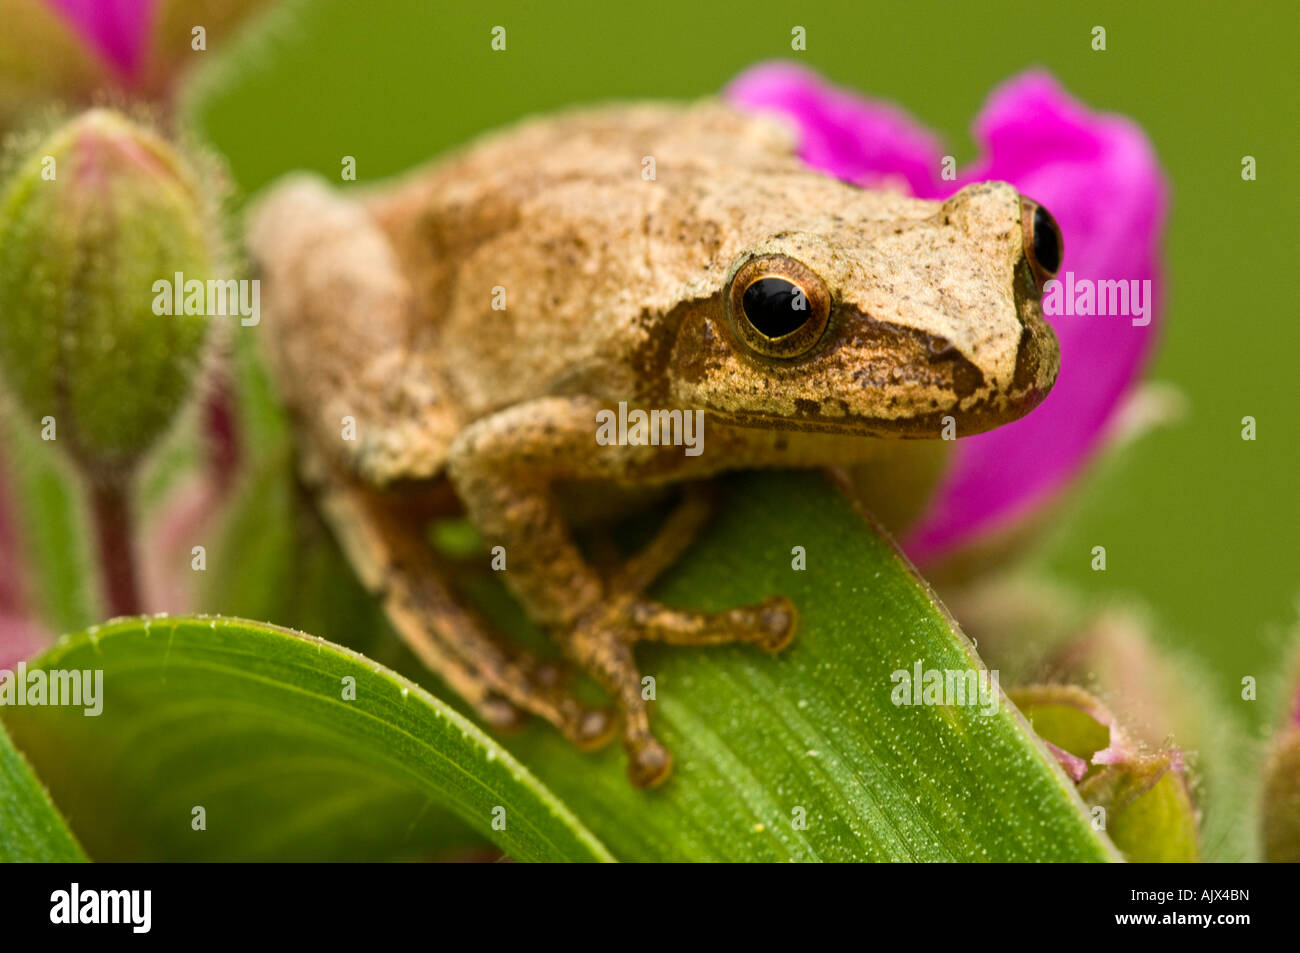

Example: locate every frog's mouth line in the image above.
[700,385,1054,440]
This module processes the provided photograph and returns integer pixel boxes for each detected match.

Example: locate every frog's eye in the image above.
[728,255,831,359]
[1020,197,1063,289]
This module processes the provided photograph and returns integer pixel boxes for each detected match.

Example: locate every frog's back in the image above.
[366,102,805,418]
[370,101,800,241]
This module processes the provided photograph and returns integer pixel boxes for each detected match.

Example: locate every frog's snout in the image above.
[1007,300,1061,415]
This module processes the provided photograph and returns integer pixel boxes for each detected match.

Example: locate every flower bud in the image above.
[1046,610,1199,752]
[1011,684,1199,861]
[0,108,219,474]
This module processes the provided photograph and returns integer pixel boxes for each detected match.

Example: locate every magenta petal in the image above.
[45,0,158,82]
[725,64,1167,563]
[1044,741,1089,782]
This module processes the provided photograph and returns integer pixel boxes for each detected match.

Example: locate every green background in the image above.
[191,0,1299,732]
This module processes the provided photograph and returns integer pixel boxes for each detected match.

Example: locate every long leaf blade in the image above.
[0,716,86,861]
[4,617,612,862]
[498,472,1119,861]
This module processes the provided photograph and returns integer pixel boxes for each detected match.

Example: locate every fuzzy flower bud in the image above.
[0,108,218,474]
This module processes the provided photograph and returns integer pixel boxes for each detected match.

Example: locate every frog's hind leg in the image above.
[304,454,618,751]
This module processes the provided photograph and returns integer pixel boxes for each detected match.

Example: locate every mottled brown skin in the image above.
[247,101,1060,786]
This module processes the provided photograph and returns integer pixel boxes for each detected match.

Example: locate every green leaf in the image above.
[201,452,1117,860]
[0,715,86,861]
[3,617,612,862]
[491,473,1120,861]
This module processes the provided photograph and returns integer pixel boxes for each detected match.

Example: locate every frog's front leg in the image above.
[447,396,796,787]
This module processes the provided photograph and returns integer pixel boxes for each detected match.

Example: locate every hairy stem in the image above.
[89,474,141,617]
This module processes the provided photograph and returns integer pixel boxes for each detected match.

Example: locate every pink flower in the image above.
[727,63,1168,564]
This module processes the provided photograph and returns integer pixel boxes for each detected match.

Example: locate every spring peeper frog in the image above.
[246,102,1061,787]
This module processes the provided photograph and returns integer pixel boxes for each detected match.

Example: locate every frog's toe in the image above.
[627,736,674,789]
[749,595,797,652]
[568,706,620,751]
[513,661,619,751]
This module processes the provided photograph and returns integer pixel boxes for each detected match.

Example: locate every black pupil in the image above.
[742,277,810,338]
[1032,205,1061,274]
